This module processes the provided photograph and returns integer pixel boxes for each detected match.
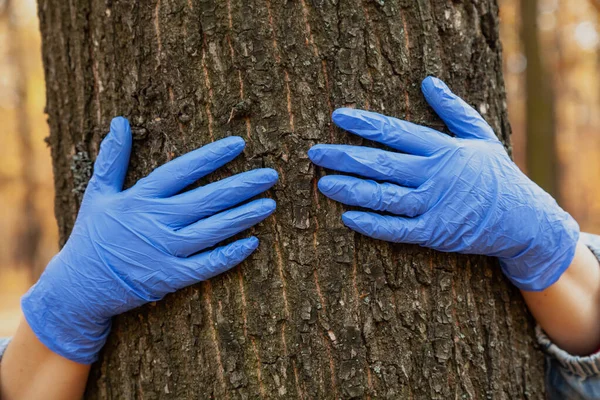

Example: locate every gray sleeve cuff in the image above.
[0,338,11,361]
[536,326,600,377]
[581,231,600,259]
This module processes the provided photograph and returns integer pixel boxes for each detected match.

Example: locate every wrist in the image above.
[21,254,111,364]
[0,317,91,399]
[499,210,579,291]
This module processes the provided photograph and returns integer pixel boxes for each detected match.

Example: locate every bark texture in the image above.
[37,0,545,398]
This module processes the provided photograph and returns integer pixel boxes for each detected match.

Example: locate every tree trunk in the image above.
[37,0,544,398]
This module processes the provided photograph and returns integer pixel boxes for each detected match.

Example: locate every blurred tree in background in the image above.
[521,0,558,199]
[500,0,600,230]
[1,0,42,282]
[0,0,56,335]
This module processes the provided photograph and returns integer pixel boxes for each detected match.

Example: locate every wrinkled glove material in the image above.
[22,118,277,363]
[309,76,579,292]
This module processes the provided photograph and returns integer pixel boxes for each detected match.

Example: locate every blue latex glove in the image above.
[308,77,579,292]
[22,117,278,364]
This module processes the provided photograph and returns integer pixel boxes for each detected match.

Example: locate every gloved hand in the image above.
[308,76,579,292]
[22,117,278,364]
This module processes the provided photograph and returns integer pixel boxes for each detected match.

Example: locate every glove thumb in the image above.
[90,117,132,194]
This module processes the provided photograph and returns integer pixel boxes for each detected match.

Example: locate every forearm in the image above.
[0,317,90,400]
[521,240,600,356]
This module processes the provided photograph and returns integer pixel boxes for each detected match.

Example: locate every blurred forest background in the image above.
[1,0,599,336]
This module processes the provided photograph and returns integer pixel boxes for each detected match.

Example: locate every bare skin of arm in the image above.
[0,318,90,400]
[522,240,600,356]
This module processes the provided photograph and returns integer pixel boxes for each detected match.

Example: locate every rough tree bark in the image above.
[37,0,545,398]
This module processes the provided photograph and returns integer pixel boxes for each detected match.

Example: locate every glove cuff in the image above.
[21,255,111,364]
[499,213,580,291]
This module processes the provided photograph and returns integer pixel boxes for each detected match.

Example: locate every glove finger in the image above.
[318,175,428,217]
[156,168,278,228]
[134,136,245,198]
[342,211,424,244]
[421,76,498,142]
[308,144,432,188]
[168,237,259,290]
[166,198,276,257]
[90,117,133,194]
[332,108,454,156]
